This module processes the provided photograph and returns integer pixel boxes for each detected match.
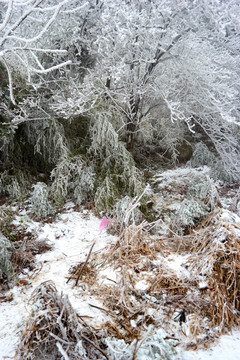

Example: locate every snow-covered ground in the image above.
[0,203,116,359]
[182,331,240,360]
[0,190,240,359]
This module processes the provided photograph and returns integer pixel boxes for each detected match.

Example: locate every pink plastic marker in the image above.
[99,216,111,231]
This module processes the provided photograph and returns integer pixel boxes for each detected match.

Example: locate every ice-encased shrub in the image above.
[30,182,53,218]
[0,232,14,280]
[90,115,144,212]
[106,326,180,360]
[51,155,95,205]
[94,174,120,213]
[176,199,209,227]
[187,175,220,210]
[189,142,216,168]
[0,122,15,166]
[189,142,239,183]
[211,159,237,183]
[24,119,69,167]
[174,175,219,231]
[0,171,21,197]
[114,196,143,225]
[0,170,30,199]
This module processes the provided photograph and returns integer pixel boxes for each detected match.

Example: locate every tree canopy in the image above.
[0,0,239,208]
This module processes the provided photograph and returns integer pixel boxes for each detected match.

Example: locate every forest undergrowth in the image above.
[1,1,240,358]
[1,167,239,360]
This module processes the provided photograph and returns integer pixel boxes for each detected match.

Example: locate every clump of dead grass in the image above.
[67,223,163,344]
[12,239,52,273]
[187,217,240,332]
[104,222,164,269]
[66,209,240,351]
[17,280,108,360]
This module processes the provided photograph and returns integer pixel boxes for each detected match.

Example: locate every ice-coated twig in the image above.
[81,334,109,359]
[56,341,70,360]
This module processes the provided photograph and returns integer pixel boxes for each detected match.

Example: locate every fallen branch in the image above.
[67,241,95,286]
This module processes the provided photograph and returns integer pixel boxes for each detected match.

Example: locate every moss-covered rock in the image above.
[176,139,193,163]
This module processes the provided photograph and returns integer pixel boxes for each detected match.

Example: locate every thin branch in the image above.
[0,0,13,32]
[3,47,68,54]
[56,342,70,360]
[81,334,109,360]
[30,60,72,74]
[75,241,95,286]
[0,0,44,47]
[6,1,67,44]
[1,57,16,105]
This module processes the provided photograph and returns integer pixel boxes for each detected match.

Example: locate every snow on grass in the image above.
[154,166,210,187]
[0,176,240,359]
[0,205,117,359]
[165,254,191,279]
[220,209,240,237]
[182,331,240,360]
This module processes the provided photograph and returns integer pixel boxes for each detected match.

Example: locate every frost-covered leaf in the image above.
[0,232,14,280]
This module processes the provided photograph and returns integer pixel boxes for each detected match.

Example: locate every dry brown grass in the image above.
[12,239,52,273]
[66,210,240,350]
[17,280,109,360]
[188,226,240,332]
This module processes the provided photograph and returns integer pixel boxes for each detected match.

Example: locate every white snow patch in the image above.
[154,166,210,185]
[198,281,208,290]
[1,200,240,359]
[165,254,191,278]
[135,279,149,291]
[99,267,117,285]
[182,331,240,360]
[220,210,240,237]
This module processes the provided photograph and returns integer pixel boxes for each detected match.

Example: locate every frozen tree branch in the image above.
[0,0,81,104]
[0,0,13,32]
[1,56,16,105]
[30,60,72,74]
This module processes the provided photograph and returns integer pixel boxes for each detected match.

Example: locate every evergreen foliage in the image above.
[0,124,15,168]
[50,155,95,206]
[176,199,209,228]
[0,170,30,199]
[30,182,53,219]
[90,114,144,211]
[24,119,69,167]
[94,175,119,213]
[0,232,14,281]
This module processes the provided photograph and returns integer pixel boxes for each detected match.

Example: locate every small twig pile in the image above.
[17,280,108,360]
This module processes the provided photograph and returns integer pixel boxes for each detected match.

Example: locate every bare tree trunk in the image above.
[126,94,140,152]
